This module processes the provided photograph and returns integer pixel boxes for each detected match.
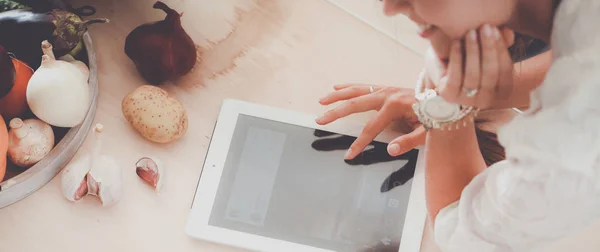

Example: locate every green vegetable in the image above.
[0,0,30,12]
[68,41,84,57]
[0,9,108,69]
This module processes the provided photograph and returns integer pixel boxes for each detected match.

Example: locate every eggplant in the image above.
[0,9,108,69]
[10,0,63,13]
[0,0,30,12]
[0,44,15,98]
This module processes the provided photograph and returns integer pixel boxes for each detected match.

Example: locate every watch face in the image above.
[421,96,460,121]
[416,89,437,100]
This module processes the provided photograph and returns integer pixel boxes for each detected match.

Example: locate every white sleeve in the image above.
[433,96,600,252]
[432,1,600,249]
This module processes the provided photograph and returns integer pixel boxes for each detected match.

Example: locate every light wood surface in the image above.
[2,0,600,252]
[0,0,433,251]
[325,0,429,56]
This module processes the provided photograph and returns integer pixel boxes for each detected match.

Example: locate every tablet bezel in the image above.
[186,99,427,252]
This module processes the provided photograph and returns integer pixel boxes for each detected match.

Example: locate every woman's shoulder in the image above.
[554,0,600,30]
[532,0,600,107]
[552,0,600,55]
[497,0,600,167]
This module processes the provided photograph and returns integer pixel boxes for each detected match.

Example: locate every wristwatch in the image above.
[411,71,479,131]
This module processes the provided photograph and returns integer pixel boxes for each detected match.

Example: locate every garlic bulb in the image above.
[61,124,122,206]
[7,118,55,168]
[61,155,92,201]
[136,157,165,193]
[86,155,123,205]
[26,40,90,128]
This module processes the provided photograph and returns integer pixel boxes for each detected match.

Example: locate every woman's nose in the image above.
[383,0,411,16]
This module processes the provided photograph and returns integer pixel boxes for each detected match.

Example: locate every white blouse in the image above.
[433,0,600,251]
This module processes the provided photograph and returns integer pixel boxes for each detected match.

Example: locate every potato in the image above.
[122,85,188,143]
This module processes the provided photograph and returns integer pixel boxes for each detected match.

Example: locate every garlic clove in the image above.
[135,157,164,193]
[87,156,123,206]
[74,178,89,201]
[60,155,92,202]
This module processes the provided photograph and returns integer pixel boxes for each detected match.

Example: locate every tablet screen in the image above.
[208,114,419,252]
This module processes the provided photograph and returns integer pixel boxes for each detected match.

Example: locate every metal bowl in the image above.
[0,29,99,208]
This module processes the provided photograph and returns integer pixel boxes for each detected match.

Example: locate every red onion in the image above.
[124,1,198,85]
[0,45,15,98]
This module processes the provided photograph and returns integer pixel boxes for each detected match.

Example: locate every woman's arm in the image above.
[423,39,551,220]
[424,124,487,221]
[425,115,600,251]
[423,80,600,252]
[490,50,552,109]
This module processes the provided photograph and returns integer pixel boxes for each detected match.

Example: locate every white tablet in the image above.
[186,99,426,252]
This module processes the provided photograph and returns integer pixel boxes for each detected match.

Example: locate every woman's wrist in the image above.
[428,120,476,139]
[411,69,480,131]
[424,119,486,221]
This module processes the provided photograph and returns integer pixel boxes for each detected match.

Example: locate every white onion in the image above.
[26,41,90,128]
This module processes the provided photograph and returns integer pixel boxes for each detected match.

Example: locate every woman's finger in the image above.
[477,25,500,108]
[496,33,514,100]
[438,40,463,102]
[333,83,382,91]
[387,125,426,156]
[316,93,383,125]
[501,28,515,47]
[345,110,393,159]
[319,85,375,105]
[460,29,482,102]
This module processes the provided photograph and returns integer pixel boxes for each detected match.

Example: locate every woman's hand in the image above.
[436,25,515,109]
[316,84,426,160]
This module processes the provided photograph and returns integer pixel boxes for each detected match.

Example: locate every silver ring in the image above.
[369,86,375,94]
[463,88,479,97]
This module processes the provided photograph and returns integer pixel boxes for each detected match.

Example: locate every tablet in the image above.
[186,99,426,252]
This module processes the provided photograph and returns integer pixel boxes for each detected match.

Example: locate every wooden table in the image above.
[2,0,600,251]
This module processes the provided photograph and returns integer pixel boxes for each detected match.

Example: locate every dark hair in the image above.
[475,119,507,166]
[475,33,548,166]
[509,33,550,62]
[474,109,521,166]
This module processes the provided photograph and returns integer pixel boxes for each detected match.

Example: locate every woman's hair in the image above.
[475,119,507,166]
[473,33,548,166]
[509,33,550,62]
